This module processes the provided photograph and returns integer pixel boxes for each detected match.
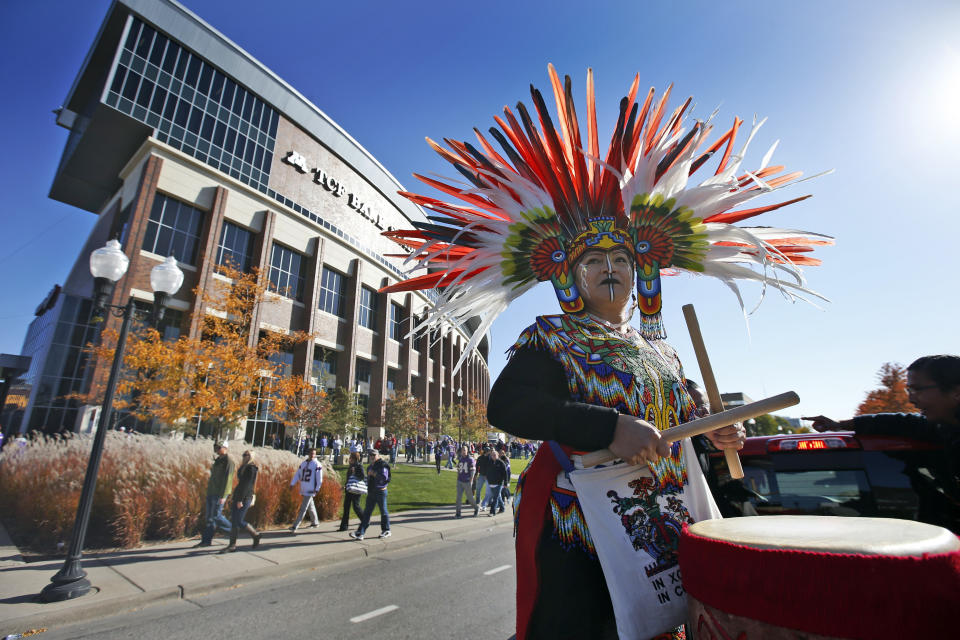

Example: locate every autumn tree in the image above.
[320,386,364,441]
[382,390,425,440]
[77,263,312,438]
[855,362,918,415]
[274,376,329,444]
[459,393,490,443]
[80,324,198,428]
[434,403,460,440]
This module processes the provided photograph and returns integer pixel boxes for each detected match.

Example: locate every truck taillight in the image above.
[768,437,860,452]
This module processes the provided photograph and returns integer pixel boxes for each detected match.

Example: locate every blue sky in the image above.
[1,0,958,421]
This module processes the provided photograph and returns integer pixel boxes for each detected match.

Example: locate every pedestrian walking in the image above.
[289,448,322,533]
[500,453,512,514]
[339,451,366,531]
[455,446,479,518]
[194,440,234,547]
[350,448,392,541]
[484,450,509,517]
[475,445,491,510]
[434,440,443,474]
[445,441,456,469]
[332,436,342,464]
[221,449,261,553]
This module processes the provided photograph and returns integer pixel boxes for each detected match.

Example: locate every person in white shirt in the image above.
[289,448,322,533]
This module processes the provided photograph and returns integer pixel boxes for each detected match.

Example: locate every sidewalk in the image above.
[0,503,513,636]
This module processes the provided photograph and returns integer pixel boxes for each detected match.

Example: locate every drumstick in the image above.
[579,391,799,468]
[682,304,745,479]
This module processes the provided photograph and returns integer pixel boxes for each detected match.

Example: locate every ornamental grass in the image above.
[0,432,341,553]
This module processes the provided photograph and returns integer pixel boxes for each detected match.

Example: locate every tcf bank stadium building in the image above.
[12,0,490,441]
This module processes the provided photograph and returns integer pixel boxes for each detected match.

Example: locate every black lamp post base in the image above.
[40,564,92,602]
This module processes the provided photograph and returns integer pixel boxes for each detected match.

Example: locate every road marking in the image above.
[484,564,512,576]
[350,605,399,623]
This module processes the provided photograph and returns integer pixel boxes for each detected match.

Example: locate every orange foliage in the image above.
[855,362,918,416]
[74,263,315,435]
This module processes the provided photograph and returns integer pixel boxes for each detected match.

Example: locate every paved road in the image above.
[38,527,516,640]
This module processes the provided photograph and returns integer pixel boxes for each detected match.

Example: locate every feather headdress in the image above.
[381,65,833,372]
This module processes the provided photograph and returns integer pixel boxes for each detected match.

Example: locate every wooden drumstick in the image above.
[682,304,744,479]
[579,391,799,468]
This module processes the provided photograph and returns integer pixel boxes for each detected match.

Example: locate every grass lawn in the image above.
[330,456,533,515]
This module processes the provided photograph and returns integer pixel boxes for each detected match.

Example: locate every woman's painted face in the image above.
[907,370,960,423]
[574,248,635,313]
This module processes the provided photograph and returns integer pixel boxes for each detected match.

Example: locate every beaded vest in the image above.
[511,314,697,556]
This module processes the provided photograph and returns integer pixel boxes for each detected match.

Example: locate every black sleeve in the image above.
[487,346,618,451]
[853,413,938,442]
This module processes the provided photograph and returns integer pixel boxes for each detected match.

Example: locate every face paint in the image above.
[576,262,591,300]
[606,253,615,302]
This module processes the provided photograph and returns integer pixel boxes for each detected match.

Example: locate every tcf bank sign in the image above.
[282,150,390,231]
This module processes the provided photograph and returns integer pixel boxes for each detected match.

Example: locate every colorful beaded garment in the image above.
[511,313,697,556]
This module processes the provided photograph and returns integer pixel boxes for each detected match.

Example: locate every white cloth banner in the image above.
[568,438,721,640]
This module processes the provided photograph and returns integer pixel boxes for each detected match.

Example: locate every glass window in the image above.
[318,267,344,317]
[111,18,280,206]
[124,19,142,51]
[141,194,205,265]
[355,358,371,385]
[267,344,294,378]
[387,368,397,394]
[268,244,305,301]
[389,302,403,340]
[135,24,154,59]
[358,286,378,330]
[161,40,179,73]
[216,221,253,272]
[313,348,337,389]
[149,33,168,67]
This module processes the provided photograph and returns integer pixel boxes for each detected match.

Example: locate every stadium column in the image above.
[186,186,228,339]
[417,307,431,431]
[339,259,362,425]
[368,279,390,433]
[292,235,324,381]
[245,209,276,348]
[443,331,454,409]
[86,154,163,398]
[429,327,442,425]
[466,352,473,405]
[398,293,413,393]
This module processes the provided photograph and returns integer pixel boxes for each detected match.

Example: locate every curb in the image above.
[1,517,512,635]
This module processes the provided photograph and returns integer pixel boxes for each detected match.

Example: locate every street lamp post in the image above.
[456,387,463,447]
[41,240,183,603]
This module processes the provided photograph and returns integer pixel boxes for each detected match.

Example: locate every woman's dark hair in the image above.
[348,451,359,465]
[907,355,960,390]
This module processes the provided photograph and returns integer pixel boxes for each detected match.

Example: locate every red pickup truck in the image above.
[702,431,950,526]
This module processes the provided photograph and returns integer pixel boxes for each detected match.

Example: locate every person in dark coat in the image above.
[222,449,261,553]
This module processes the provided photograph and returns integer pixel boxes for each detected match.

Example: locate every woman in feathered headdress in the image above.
[381,65,831,640]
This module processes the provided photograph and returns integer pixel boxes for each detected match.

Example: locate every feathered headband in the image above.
[381,65,833,371]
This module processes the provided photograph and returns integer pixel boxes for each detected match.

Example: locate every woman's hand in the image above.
[705,423,746,450]
[609,414,671,465]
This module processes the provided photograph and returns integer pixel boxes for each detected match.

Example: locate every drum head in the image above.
[689,515,960,556]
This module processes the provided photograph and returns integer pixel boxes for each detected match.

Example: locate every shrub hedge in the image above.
[0,432,342,552]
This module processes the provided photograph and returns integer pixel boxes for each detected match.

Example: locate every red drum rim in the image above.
[679,521,960,640]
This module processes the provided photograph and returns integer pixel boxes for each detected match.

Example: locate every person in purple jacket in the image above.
[350,448,392,541]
